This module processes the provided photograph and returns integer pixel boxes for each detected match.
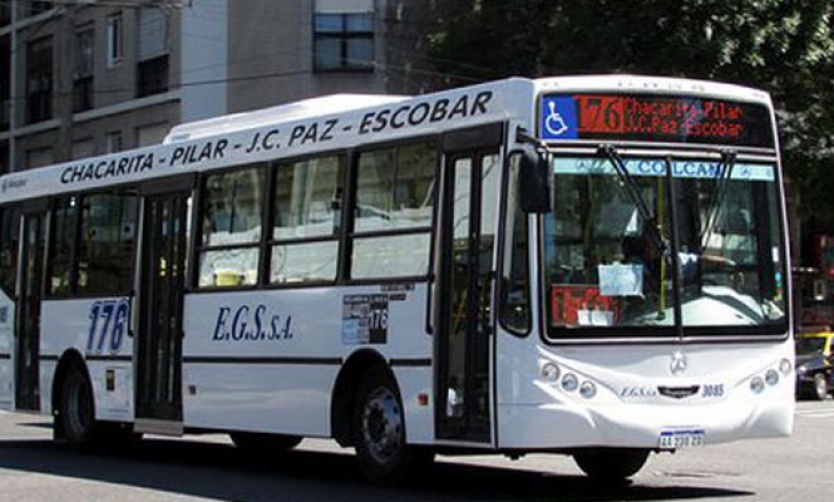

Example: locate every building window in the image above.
[107,13,123,68]
[105,131,123,153]
[26,36,53,124]
[73,26,94,113]
[314,12,374,71]
[137,8,169,97]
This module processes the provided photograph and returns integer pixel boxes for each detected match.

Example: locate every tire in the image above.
[230,432,302,453]
[58,366,97,447]
[813,373,828,401]
[573,448,650,480]
[353,367,433,485]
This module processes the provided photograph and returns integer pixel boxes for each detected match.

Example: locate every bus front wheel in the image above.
[573,448,649,480]
[353,367,432,485]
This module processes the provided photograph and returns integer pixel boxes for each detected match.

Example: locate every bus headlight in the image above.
[765,369,779,386]
[579,381,597,399]
[750,376,765,394]
[562,373,579,392]
[779,358,792,375]
[541,363,560,384]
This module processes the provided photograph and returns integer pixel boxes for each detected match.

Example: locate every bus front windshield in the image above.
[544,154,787,338]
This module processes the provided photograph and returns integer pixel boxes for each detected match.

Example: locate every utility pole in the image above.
[8,0,17,173]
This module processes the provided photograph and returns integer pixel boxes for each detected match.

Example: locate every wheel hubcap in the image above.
[361,386,402,465]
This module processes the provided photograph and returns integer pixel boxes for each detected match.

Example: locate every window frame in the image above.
[46,188,139,299]
[25,35,53,124]
[73,24,95,113]
[267,152,347,287]
[346,137,440,283]
[0,205,20,298]
[194,162,269,291]
[107,13,124,68]
[313,11,375,72]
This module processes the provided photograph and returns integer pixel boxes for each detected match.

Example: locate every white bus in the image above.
[0,75,793,484]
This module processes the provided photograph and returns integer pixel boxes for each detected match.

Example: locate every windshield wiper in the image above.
[598,145,665,250]
[699,149,737,252]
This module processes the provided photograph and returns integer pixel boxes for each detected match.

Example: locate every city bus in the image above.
[0,75,793,484]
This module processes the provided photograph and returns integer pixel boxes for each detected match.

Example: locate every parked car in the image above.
[795,329,834,400]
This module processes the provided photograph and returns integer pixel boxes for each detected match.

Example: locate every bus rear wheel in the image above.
[58,366,97,447]
[573,448,649,480]
[353,367,433,485]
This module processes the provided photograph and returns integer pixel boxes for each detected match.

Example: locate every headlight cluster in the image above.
[540,362,597,399]
[750,358,792,394]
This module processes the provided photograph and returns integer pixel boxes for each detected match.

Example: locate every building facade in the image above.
[0,0,438,174]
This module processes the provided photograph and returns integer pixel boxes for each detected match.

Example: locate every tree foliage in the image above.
[428,0,834,221]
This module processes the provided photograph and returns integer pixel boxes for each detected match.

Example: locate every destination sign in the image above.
[539,93,774,148]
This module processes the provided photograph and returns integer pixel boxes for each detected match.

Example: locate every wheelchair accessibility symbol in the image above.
[540,96,578,140]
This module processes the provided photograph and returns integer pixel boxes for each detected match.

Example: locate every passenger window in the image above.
[352,141,436,279]
[270,154,344,283]
[0,207,20,294]
[49,196,79,296]
[77,191,138,296]
[198,165,266,287]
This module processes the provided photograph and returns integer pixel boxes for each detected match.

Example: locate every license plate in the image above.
[658,429,705,449]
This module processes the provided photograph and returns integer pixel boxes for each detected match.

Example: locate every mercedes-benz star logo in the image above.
[670,350,688,375]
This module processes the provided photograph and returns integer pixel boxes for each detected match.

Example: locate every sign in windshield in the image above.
[539,93,774,148]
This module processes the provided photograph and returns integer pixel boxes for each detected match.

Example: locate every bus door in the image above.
[135,176,193,434]
[15,200,48,411]
[436,124,503,442]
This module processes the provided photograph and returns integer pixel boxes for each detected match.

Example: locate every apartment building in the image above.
[0,0,437,174]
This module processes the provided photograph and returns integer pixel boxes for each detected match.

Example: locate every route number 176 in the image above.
[86,299,130,354]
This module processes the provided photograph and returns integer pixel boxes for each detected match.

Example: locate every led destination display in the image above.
[540,93,774,148]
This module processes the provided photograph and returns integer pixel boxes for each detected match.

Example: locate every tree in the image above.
[428,0,834,221]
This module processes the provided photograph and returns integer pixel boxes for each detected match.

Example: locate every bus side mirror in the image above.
[518,147,552,214]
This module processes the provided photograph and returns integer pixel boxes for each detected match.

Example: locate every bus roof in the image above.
[164,94,410,143]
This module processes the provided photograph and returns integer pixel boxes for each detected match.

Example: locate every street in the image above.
[0,400,833,501]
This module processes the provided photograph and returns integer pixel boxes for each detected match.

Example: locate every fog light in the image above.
[580,381,597,399]
[562,373,579,392]
[750,376,765,394]
[765,369,779,386]
[779,358,792,375]
[541,362,560,384]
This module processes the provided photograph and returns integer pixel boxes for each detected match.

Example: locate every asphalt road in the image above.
[1,400,833,501]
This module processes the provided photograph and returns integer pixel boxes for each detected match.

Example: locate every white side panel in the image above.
[40,298,134,420]
[0,289,14,410]
[182,285,432,438]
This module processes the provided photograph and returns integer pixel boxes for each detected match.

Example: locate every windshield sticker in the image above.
[577,309,614,327]
[598,264,644,297]
[551,285,616,326]
[553,158,775,182]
